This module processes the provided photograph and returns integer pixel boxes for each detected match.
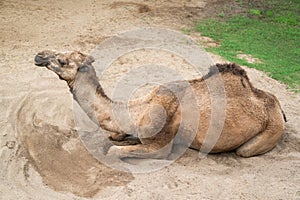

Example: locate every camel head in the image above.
[34,50,95,81]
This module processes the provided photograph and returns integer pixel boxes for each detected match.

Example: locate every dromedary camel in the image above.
[34,50,286,158]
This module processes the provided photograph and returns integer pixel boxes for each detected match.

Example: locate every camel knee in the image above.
[109,132,127,141]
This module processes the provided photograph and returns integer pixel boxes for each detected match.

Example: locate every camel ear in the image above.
[78,64,89,72]
[85,56,95,64]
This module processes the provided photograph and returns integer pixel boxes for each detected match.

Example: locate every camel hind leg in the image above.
[236,100,285,157]
[236,127,284,157]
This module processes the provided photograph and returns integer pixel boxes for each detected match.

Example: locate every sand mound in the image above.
[0,76,133,198]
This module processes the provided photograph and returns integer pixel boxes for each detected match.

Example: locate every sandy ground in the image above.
[0,0,300,199]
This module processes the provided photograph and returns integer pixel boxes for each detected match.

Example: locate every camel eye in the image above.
[58,58,67,66]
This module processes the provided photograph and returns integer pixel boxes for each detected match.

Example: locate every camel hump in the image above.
[204,63,250,81]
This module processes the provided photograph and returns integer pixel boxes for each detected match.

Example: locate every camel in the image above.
[34,50,286,158]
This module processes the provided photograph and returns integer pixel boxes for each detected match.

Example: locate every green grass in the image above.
[195,0,300,92]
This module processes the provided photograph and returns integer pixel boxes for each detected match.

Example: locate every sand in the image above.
[0,0,299,199]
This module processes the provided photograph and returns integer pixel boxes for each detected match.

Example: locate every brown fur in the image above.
[35,50,286,158]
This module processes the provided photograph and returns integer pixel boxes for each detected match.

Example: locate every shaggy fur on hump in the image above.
[204,63,255,89]
[216,63,249,80]
[205,63,250,81]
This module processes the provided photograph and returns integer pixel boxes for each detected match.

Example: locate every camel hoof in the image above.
[107,145,123,158]
[236,149,252,158]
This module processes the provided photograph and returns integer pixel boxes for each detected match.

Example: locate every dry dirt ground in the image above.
[0,0,300,199]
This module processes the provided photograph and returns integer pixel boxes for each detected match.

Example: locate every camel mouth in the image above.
[34,54,50,66]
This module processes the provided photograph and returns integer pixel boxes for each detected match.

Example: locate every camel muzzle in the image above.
[34,54,49,66]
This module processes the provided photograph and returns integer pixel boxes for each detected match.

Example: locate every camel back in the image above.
[206,63,285,119]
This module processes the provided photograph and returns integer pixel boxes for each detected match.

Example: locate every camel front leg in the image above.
[107,142,173,159]
[110,134,141,146]
[109,132,128,141]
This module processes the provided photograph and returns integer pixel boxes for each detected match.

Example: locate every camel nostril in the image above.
[58,58,67,66]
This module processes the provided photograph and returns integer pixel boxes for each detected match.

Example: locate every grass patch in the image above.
[195,0,300,92]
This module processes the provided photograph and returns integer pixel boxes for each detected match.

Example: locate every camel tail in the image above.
[281,109,287,122]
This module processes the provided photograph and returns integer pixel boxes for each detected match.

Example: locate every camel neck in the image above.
[67,79,76,91]
[96,85,113,103]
